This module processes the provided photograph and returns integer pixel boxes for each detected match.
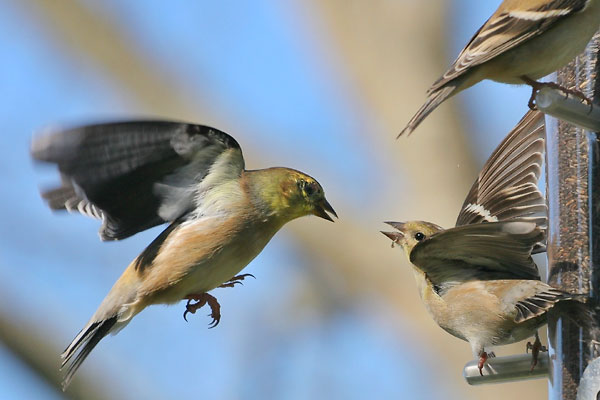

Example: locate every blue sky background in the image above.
[0,1,544,399]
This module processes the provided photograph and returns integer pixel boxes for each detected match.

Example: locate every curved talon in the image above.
[528,87,539,110]
[182,293,221,328]
[183,298,202,322]
[219,273,256,289]
[208,315,220,329]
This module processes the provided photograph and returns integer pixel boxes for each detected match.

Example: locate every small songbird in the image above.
[383,111,581,375]
[399,0,600,136]
[31,121,337,388]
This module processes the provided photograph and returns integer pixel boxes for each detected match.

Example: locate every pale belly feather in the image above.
[142,216,281,305]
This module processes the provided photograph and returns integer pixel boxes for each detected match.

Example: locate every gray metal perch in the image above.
[463,353,549,385]
[535,86,600,132]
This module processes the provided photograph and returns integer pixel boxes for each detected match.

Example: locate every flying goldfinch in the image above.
[399,0,600,137]
[31,121,337,389]
[383,111,581,375]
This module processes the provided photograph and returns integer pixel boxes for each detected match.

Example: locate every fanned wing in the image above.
[410,221,543,287]
[430,0,589,92]
[456,110,546,230]
[32,121,244,241]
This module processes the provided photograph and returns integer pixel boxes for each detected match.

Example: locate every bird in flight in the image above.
[32,121,337,389]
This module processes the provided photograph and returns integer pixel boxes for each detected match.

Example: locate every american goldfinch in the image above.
[399,0,600,137]
[31,121,337,389]
[383,111,581,375]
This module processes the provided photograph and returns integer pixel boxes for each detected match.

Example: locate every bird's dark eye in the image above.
[297,179,307,192]
[414,232,425,241]
[298,179,318,197]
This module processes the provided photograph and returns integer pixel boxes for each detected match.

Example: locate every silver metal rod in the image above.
[536,86,600,132]
[463,353,549,385]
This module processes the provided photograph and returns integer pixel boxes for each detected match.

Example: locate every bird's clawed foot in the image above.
[218,273,256,289]
[182,274,254,326]
[522,76,593,111]
[183,292,221,328]
[526,332,547,371]
[477,351,494,376]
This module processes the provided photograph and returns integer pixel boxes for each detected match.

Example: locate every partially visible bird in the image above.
[383,111,581,375]
[399,0,600,137]
[31,121,337,389]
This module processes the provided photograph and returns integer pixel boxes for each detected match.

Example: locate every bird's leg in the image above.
[477,350,491,376]
[218,273,256,289]
[526,332,548,371]
[521,75,592,110]
[183,293,222,328]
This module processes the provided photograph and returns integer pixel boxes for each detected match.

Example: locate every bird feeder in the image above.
[464,34,600,400]
[543,32,600,400]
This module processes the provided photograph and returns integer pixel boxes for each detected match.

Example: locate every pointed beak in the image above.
[313,198,338,222]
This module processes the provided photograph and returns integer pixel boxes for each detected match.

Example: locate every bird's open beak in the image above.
[313,199,338,222]
[381,221,405,246]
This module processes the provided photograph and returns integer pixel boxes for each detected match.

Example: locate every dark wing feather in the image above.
[410,221,543,287]
[515,287,582,323]
[32,121,243,240]
[430,0,589,92]
[456,110,547,251]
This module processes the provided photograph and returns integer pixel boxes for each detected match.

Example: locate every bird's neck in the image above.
[411,267,447,319]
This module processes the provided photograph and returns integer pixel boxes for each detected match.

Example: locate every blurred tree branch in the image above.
[0,306,110,400]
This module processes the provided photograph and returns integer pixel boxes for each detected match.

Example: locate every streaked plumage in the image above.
[32,121,337,389]
[384,111,582,374]
[399,0,600,136]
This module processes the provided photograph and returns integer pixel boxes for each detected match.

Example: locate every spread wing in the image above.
[410,221,543,287]
[456,110,546,230]
[430,0,590,92]
[32,121,244,241]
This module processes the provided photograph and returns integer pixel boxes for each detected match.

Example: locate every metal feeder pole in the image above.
[543,33,600,400]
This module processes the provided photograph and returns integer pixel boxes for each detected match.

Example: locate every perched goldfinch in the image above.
[31,121,337,389]
[384,111,581,375]
[399,0,600,136]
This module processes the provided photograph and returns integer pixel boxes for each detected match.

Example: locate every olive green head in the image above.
[248,167,337,223]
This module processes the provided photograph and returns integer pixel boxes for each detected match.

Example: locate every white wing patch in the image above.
[508,9,572,21]
[464,203,499,222]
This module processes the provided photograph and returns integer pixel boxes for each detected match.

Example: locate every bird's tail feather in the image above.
[60,316,118,390]
[398,84,457,137]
